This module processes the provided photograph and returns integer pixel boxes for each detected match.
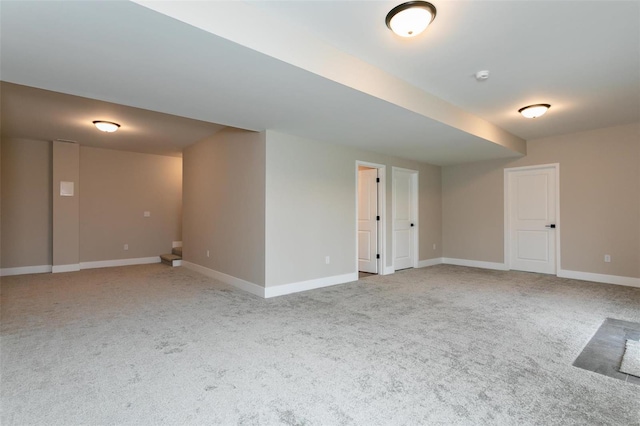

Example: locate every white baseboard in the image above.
[80,256,160,270]
[7,258,636,292]
[417,258,443,268]
[172,241,182,248]
[558,269,640,288]
[173,260,182,267]
[442,257,508,271]
[265,272,358,298]
[52,264,81,273]
[182,262,358,298]
[0,264,52,277]
[438,259,639,288]
[182,261,265,297]
[2,258,160,276]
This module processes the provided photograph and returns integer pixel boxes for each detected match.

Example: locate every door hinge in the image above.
[376,215,380,221]
[376,254,380,259]
[376,177,380,183]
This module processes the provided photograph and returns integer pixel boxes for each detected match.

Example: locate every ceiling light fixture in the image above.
[518,104,551,119]
[386,1,437,38]
[93,120,120,132]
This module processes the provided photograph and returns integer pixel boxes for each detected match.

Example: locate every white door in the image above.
[358,168,378,273]
[507,166,557,274]
[393,169,416,270]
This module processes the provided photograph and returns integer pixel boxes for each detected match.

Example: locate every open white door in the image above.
[393,168,417,271]
[506,165,559,274]
[358,168,378,273]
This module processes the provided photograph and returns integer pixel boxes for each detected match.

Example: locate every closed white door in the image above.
[358,168,378,273]
[507,166,557,274]
[393,169,416,271]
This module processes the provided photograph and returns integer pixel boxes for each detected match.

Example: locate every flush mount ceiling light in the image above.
[93,120,120,132]
[518,104,551,119]
[386,1,437,38]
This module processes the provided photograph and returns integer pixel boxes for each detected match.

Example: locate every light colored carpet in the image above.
[1,264,639,425]
[620,339,640,378]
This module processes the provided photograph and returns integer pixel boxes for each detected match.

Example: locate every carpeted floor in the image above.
[1,264,639,425]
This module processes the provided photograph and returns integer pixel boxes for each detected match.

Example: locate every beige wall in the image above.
[442,122,640,278]
[52,141,80,268]
[1,138,52,268]
[79,147,182,262]
[182,128,266,286]
[1,139,182,269]
[265,130,442,287]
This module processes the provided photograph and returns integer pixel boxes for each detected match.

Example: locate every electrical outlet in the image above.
[124,244,129,251]
[206,250,210,258]
[433,243,436,250]
[604,254,611,263]
[325,256,330,264]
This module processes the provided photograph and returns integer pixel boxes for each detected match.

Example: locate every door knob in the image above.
[410,223,414,227]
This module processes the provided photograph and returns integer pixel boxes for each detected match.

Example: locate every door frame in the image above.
[355,161,387,275]
[392,167,419,272]
[503,163,561,274]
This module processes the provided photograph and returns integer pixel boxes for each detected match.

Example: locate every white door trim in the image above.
[355,161,387,275]
[504,163,561,274]
[392,167,419,271]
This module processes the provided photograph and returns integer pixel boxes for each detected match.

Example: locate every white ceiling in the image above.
[251,0,640,141]
[1,1,638,165]
[0,82,226,158]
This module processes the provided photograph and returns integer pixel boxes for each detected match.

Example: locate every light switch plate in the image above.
[144,211,151,217]
[60,181,74,196]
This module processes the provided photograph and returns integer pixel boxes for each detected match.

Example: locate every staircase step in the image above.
[172,246,182,257]
[160,253,182,267]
